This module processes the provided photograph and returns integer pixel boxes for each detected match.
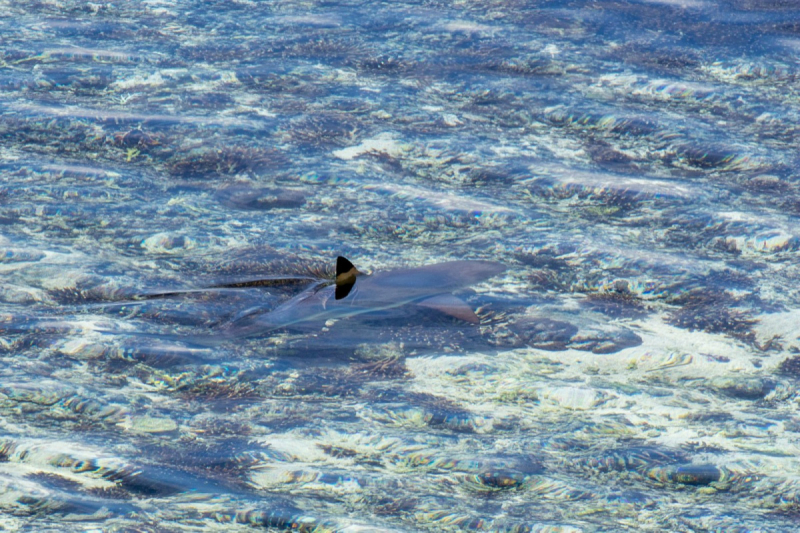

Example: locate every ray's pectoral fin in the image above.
[335,256,360,300]
[416,294,480,324]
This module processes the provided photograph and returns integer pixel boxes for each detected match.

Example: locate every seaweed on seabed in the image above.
[515,244,576,281]
[284,113,360,147]
[370,390,484,433]
[583,280,652,319]
[583,292,651,319]
[25,472,83,493]
[164,145,288,179]
[371,496,418,516]
[0,117,107,158]
[672,144,742,171]
[86,484,131,500]
[359,357,410,378]
[49,282,137,304]
[146,438,261,478]
[281,358,409,398]
[778,356,800,377]
[351,54,413,74]
[585,139,638,172]
[615,43,701,74]
[193,417,254,439]
[666,288,758,344]
[282,34,365,61]
[112,127,163,149]
[177,379,260,403]
[37,65,114,93]
[183,92,233,109]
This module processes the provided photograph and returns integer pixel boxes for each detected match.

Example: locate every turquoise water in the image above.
[2,0,800,531]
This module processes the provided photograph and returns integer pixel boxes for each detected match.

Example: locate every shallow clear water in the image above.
[2,0,800,531]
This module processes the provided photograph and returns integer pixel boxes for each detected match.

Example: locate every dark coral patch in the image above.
[667,290,758,343]
[165,146,287,179]
[214,185,306,210]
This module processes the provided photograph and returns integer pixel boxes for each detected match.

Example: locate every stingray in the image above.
[215,256,506,341]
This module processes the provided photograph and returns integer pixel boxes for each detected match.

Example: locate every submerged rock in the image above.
[707,376,774,400]
[509,318,577,351]
[509,317,642,353]
[568,327,643,354]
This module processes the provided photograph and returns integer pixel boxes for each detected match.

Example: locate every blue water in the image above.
[1,1,800,531]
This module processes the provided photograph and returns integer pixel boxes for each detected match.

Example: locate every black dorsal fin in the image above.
[336,256,356,279]
[335,256,359,300]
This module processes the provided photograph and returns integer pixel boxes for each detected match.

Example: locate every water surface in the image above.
[2,0,800,531]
